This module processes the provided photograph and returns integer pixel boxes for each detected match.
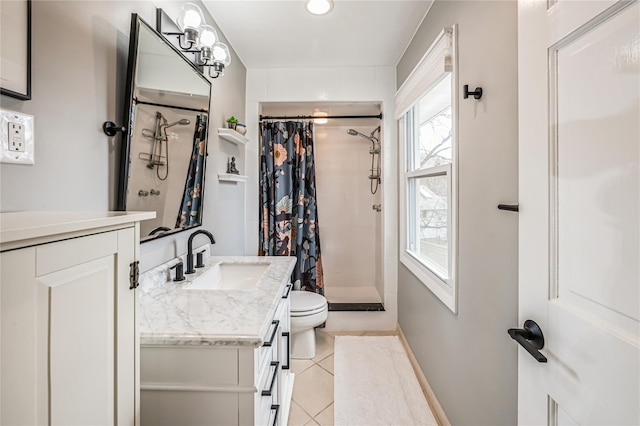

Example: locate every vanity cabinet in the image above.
[0,212,153,426]
[140,283,293,426]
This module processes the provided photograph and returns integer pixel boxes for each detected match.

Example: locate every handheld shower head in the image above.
[347,128,371,140]
[163,119,191,128]
[347,127,379,143]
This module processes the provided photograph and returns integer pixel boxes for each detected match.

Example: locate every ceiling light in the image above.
[306,0,334,15]
[313,111,328,124]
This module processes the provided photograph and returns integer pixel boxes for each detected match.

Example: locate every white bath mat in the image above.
[334,336,437,426]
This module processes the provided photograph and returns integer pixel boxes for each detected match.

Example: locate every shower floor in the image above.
[324,287,384,311]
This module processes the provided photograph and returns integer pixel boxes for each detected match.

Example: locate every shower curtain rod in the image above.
[259,113,383,121]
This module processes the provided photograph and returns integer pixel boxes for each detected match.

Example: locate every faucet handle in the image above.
[196,250,207,268]
[170,261,185,282]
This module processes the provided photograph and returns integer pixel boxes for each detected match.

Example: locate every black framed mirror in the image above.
[117,14,212,242]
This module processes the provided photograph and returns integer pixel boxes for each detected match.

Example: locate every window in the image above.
[396,27,457,312]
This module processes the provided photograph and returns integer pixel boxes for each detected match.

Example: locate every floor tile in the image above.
[288,401,312,426]
[314,403,334,426]
[312,330,335,363]
[292,364,334,418]
[318,354,334,375]
[290,358,315,375]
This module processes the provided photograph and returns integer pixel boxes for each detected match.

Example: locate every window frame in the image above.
[397,26,459,313]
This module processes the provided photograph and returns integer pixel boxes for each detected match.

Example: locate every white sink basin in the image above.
[185,262,270,290]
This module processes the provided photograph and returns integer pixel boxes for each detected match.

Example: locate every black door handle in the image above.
[508,319,547,363]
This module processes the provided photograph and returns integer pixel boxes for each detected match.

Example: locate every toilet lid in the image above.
[290,291,327,312]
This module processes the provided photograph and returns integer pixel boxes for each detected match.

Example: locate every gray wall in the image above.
[0,1,247,270]
[396,1,519,425]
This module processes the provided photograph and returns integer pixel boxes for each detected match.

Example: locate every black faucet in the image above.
[186,229,216,274]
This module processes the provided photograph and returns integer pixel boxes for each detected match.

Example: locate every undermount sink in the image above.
[185,262,270,290]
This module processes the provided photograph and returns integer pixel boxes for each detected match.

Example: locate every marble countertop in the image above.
[139,255,296,347]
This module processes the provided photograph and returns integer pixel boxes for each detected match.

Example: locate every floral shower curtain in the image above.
[177,114,207,228]
[259,121,324,295]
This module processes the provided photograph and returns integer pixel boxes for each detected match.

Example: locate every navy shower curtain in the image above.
[259,121,324,295]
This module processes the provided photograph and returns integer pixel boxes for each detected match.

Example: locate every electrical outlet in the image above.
[1,109,35,165]
[8,122,25,152]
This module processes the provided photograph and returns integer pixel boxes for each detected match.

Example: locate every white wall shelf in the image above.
[217,128,249,145]
[218,173,248,182]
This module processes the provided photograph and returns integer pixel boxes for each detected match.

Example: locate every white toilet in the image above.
[290,290,329,359]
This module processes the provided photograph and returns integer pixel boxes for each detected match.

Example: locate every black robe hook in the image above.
[463,85,483,100]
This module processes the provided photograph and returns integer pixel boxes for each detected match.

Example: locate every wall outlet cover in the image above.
[1,109,35,165]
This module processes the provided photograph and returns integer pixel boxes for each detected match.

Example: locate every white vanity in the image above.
[139,255,296,426]
[0,211,154,426]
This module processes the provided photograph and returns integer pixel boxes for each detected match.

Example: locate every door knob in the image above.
[508,319,547,363]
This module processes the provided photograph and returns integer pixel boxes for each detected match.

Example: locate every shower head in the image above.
[162,119,191,128]
[347,128,371,140]
[347,127,380,143]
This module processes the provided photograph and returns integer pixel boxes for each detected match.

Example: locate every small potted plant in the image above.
[226,116,238,130]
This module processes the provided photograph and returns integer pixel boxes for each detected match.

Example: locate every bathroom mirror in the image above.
[117,14,211,242]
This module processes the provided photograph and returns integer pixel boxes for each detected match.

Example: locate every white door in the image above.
[518,0,639,424]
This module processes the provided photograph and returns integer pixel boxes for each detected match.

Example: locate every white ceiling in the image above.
[202,1,433,68]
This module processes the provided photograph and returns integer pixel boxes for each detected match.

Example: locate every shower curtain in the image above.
[259,121,324,295]
[177,114,207,228]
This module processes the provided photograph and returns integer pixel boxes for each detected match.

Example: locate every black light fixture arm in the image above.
[163,31,196,51]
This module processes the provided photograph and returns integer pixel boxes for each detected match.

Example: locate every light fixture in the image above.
[313,111,328,124]
[175,3,205,49]
[160,5,232,79]
[305,0,334,15]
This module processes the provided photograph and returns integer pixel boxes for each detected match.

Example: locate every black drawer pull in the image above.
[263,320,280,347]
[282,283,292,299]
[271,404,280,426]
[261,361,279,396]
[282,332,290,370]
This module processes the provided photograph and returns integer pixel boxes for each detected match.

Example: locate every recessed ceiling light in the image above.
[305,0,334,16]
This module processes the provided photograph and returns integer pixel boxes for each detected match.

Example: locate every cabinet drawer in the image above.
[37,231,118,275]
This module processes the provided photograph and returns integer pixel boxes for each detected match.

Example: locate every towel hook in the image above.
[463,85,483,100]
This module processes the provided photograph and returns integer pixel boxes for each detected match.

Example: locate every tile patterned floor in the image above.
[288,330,399,426]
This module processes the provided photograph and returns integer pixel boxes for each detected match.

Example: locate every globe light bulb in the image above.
[177,3,204,31]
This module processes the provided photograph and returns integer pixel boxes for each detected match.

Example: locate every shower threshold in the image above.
[324,286,384,312]
[328,302,385,312]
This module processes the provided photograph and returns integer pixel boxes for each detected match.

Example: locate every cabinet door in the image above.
[1,228,137,425]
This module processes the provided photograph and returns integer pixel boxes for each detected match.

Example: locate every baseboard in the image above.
[397,325,451,426]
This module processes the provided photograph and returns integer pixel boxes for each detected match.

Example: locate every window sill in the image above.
[400,250,457,313]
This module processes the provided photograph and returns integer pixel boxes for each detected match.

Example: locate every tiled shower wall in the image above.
[314,125,382,296]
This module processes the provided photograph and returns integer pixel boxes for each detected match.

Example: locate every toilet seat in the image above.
[290,291,327,314]
[290,305,327,317]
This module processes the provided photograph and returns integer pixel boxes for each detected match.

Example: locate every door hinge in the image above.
[129,261,140,289]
